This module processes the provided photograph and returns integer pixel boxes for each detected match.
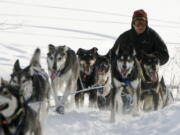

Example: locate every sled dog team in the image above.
[0,44,173,135]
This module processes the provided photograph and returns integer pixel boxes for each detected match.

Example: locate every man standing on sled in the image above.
[109,9,169,66]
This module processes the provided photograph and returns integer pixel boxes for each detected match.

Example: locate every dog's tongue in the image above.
[150,72,158,82]
[121,69,128,76]
[51,72,56,80]
[85,67,90,73]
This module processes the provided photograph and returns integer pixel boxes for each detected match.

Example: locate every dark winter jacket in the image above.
[109,27,169,65]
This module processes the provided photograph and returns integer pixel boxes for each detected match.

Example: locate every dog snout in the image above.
[53,63,57,70]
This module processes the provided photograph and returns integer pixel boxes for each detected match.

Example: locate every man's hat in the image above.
[132,9,148,23]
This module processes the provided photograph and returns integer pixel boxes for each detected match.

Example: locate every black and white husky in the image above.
[111,47,141,122]
[0,83,42,135]
[140,54,174,112]
[9,48,50,127]
[47,44,79,114]
[94,54,112,110]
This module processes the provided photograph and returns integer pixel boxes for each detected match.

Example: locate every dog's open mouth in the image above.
[0,103,9,111]
[120,69,129,77]
[51,72,57,80]
[85,67,90,72]
[84,67,92,74]
[149,71,158,82]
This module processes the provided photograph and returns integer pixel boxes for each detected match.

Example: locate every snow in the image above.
[45,104,180,135]
[0,0,180,134]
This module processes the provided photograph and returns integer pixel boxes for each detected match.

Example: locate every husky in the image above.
[94,54,112,110]
[75,47,98,108]
[9,48,50,128]
[47,44,79,114]
[0,83,42,135]
[140,54,174,112]
[110,47,141,122]
[10,48,50,103]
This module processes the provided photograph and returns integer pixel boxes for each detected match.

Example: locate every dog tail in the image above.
[30,48,41,68]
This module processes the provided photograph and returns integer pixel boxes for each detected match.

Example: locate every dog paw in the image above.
[56,105,65,114]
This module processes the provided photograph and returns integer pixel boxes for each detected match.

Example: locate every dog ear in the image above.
[105,50,111,59]
[133,49,136,56]
[92,47,98,54]
[77,48,83,55]
[63,45,69,52]
[13,60,21,73]
[48,44,55,52]
[25,66,34,76]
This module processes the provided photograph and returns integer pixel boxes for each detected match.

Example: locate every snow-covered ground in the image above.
[0,0,180,134]
[45,103,180,135]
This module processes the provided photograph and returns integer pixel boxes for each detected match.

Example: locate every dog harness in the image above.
[25,97,32,104]
[36,72,49,80]
[95,77,110,95]
[124,80,131,86]
[98,87,104,94]
[121,84,134,111]
[1,108,25,135]
[33,69,49,80]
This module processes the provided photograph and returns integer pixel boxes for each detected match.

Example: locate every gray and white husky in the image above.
[47,44,79,114]
[9,48,50,128]
[0,83,42,135]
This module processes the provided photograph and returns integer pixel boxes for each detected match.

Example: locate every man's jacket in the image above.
[110,27,169,65]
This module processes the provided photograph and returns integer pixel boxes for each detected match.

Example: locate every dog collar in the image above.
[2,119,9,125]
[124,80,131,86]
[1,108,25,135]
[2,108,24,125]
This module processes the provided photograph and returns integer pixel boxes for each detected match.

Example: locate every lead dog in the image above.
[111,47,141,122]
